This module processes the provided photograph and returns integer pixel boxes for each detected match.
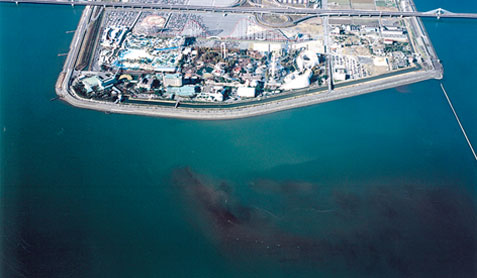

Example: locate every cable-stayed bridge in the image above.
[1,0,477,19]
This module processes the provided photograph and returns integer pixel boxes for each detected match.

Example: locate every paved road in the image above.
[49,0,445,119]
[2,0,477,19]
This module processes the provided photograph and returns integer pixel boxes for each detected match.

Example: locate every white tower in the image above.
[271,51,277,77]
[220,42,227,59]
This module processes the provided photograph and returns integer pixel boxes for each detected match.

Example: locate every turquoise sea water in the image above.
[1,2,476,277]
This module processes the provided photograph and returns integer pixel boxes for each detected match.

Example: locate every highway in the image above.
[2,0,477,19]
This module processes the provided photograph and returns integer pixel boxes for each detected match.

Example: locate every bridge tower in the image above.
[424,8,451,20]
[436,8,443,19]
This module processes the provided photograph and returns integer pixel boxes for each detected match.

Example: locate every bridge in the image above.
[422,8,455,19]
[1,0,477,19]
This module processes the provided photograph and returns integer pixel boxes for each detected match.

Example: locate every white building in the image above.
[237,87,256,98]
[373,57,389,67]
[81,76,103,93]
[296,50,320,72]
[334,67,347,81]
[381,27,407,42]
[281,70,312,90]
[251,42,283,53]
[163,73,183,87]
[208,92,224,101]
[277,0,309,3]
[101,27,129,48]
[80,74,116,93]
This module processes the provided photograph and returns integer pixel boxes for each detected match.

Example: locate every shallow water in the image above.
[1,2,476,277]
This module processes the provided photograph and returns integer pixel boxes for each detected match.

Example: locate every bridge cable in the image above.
[440,83,477,161]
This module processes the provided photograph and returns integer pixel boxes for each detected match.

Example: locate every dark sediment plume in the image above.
[172,168,327,262]
[172,167,477,277]
[249,179,326,213]
[250,179,314,195]
[333,190,361,218]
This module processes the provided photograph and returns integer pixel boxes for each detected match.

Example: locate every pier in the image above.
[440,83,477,161]
[1,0,477,20]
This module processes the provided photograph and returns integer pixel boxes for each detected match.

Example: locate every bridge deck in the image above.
[1,0,477,19]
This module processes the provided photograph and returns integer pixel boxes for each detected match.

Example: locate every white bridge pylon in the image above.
[424,8,454,19]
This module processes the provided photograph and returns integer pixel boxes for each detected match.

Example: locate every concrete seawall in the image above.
[57,68,441,120]
[55,4,443,120]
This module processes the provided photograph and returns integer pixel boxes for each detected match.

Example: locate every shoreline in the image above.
[57,68,441,120]
[56,2,443,120]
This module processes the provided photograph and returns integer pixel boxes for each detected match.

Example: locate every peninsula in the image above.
[53,0,443,119]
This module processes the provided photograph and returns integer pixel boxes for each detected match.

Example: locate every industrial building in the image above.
[163,73,183,87]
